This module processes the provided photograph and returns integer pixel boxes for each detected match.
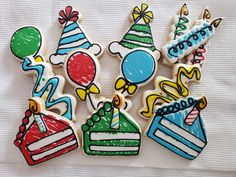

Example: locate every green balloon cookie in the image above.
[10,26,42,59]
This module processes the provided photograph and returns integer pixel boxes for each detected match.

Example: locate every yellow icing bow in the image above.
[132,3,154,24]
[115,78,137,95]
[76,83,100,101]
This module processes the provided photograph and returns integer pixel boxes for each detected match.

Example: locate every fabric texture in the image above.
[0,0,235,176]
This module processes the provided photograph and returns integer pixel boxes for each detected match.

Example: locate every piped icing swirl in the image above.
[155,97,198,116]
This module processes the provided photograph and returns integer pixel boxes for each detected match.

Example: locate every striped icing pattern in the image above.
[146,97,207,160]
[111,108,120,129]
[120,23,155,51]
[56,21,91,55]
[185,107,199,125]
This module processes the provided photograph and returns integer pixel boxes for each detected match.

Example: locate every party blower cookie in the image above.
[64,49,104,113]
[145,96,208,160]
[10,26,77,121]
[108,3,161,60]
[82,93,141,156]
[162,8,222,64]
[14,98,80,166]
[50,6,103,66]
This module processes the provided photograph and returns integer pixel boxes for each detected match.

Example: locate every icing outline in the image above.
[50,6,103,66]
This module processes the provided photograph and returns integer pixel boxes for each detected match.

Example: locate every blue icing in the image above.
[146,117,196,160]
[121,50,155,84]
[22,58,74,120]
[60,33,86,45]
[57,42,91,55]
[147,97,207,160]
[164,108,206,142]
[155,136,195,160]
[167,23,214,59]
[63,22,78,33]
[157,117,203,152]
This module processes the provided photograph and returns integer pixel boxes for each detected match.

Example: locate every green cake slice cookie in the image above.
[82,101,141,156]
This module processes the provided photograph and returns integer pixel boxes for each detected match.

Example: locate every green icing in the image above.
[10,26,42,59]
[88,139,140,147]
[83,102,139,132]
[130,24,151,34]
[120,41,155,51]
[82,101,141,156]
[174,17,190,40]
[123,34,153,44]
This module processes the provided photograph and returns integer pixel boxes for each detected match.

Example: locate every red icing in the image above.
[16,133,23,139]
[58,6,79,24]
[14,111,79,165]
[19,125,25,132]
[14,140,21,147]
[190,45,206,66]
[25,110,32,117]
[31,134,75,155]
[22,117,29,124]
[66,51,96,87]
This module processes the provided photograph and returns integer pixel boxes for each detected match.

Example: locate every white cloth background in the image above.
[0,0,235,176]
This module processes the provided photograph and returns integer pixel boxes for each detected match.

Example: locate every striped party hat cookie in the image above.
[50,6,103,66]
[108,3,161,59]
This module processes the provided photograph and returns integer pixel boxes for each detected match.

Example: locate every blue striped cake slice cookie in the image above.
[145,96,208,160]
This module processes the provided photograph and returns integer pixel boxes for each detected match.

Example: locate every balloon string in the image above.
[88,93,96,111]
[121,89,126,94]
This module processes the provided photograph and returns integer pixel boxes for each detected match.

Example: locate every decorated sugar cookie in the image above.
[140,64,201,119]
[186,9,212,67]
[114,48,157,97]
[64,49,104,112]
[169,3,192,41]
[50,6,103,66]
[162,11,222,64]
[162,3,192,65]
[10,26,44,60]
[108,3,161,60]
[14,98,80,166]
[145,96,207,160]
[82,93,141,156]
[10,26,77,121]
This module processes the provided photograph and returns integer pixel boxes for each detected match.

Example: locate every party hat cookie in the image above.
[50,6,103,66]
[82,93,141,156]
[108,3,161,59]
[10,26,77,121]
[14,98,80,166]
[146,96,207,160]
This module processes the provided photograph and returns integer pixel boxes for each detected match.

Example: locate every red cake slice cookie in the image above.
[14,98,80,166]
